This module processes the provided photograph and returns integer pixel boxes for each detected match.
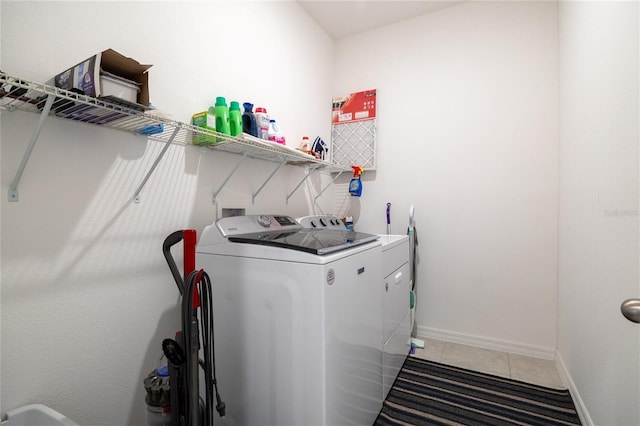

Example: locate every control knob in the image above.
[257,215,272,227]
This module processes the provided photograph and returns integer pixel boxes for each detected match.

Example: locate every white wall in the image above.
[558,1,639,424]
[4,1,637,424]
[0,2,334,424]
[334,1,559,354]
[0,1,3,418]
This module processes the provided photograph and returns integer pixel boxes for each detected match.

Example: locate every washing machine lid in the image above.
[228,229,379,255]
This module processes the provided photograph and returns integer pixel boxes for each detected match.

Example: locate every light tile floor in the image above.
[411,337,565,389]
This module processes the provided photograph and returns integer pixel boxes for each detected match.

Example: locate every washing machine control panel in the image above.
[216,215,302,237]
[297,215,346,230]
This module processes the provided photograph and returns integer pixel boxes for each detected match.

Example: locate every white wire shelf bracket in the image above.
[0,71,350,202]
[286,167,314,205]
[133,126,180,203]
[7,94,55,202]
[252,160,286,204]
[314,170,345,203]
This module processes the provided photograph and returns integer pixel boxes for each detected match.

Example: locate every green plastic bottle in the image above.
[214,96,231,141]
[229,101,242,137]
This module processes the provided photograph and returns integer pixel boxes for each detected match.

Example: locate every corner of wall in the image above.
[554,351,594,426]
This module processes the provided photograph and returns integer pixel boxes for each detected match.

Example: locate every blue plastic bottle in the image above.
[349,166,363,197]
[242,102,258,137]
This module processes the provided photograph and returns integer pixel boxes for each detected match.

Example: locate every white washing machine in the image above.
[297,216,411,400]
[196,215,383,426]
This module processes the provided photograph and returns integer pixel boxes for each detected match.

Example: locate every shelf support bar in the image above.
[212,152,248,203]
[133,126,180,204]
[8,94,55,202]
[252,160,286,204]
[286,166,318,204]
[313,171,344,203]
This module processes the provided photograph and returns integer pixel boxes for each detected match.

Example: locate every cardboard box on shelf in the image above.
[53,48,152,109]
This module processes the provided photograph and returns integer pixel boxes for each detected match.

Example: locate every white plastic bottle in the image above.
[267,119,285,145]
[299,136,310,152]
[254,107,270,140]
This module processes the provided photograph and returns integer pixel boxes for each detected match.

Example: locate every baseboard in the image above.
[417,326,557,360]
[554,352,594,426]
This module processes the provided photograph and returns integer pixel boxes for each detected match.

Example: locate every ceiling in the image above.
[298,1,466,40]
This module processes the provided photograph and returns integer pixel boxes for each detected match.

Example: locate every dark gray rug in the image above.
[375,357,581,426]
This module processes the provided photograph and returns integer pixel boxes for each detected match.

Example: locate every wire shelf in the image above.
[0,71,348,172]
